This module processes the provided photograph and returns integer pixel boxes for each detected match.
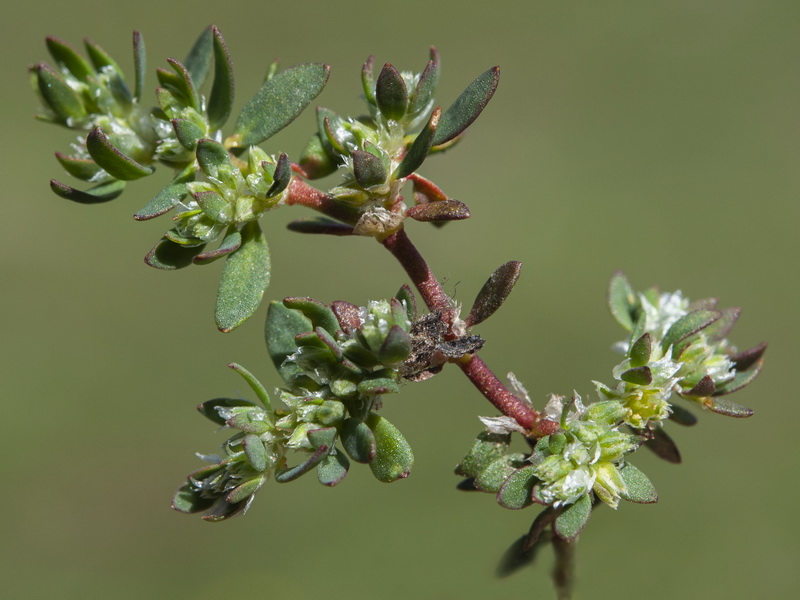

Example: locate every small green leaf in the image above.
[554,494,592,541]
[165,58,200,110]
[283,297,340,335]
[317,450,350,486]
[193,229,242,265]
[144,237,206,270]
[395,284,417,321]
[361,55,376,104]
[662,310,721,356]
[132,31,145,102]
[466,261,523,327]
[232,63,330,147]
[629,333,652,367]
[275,445,330,483]
[395,107,441,179]
[497,465,537,510]
[265,301,313,382]
[83,37,121,72]
[225,475,265,503]
[620,366,652,386]
[341,418,376,463]
[703,397,754,418]
[409,47,440,117]
[454,431,512,479]
[307,427,338,451]
[366,413,414,482]
[298,133,338,179]
[197,397,256,426]
[704,307,741,342]
[378,326,412,366]
[133,165,194,220]
[475,453,526,494]
[619,463,658,504]
[183,26,214,89]
[171,482,216,514]
[35,64,86,123]
[207,26,235,129]
[242,435,269,472]
[195,138,231,176]
[54,152,106,182]
[45,36,93,81]
[227,362,271,410]
[215,220,271,332]
[432,66,499,146]
[50,179,125,204]
[375,63,408,121]
[172,118,205,151]
[608,271,636,331]
[352,149,387,188]
[86,127,154,180]
[357,377,400,396]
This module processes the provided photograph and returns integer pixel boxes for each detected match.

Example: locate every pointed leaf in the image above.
[232,63,330,147]
[619,463,658,503]
[166,58,200,110]
[432,66,499,146]
[375,63,408,121]
[225,475,265,504]
[341,418,376,463]
[395,284,417,321]
[378,325,412,366]
[171,482,216,514]
[266,153,291,197]
[35,64,86,123]
[86,127,154,180]
[50,179,125,204]
[620,366,652,386]
[317,450,350,486]
[496,465,537,510]
[45,36,93,81]
[172,118,205,151]
[144,237,206,270]
[227,362,271,410]
[366,413,414,482]
[608,271,636,331]
[352,149,387,188]
[466,261,522,327]
[409,47,440,117]
[283,297,340,335]
[669,403,698,426]
[195,138,231,175]
[183,26,214,89]
[408,172,448,204]
[629,332,652,367]
[705,307,741,342]
[193,229,242,265]
[395,107,441,179]
[207,26,235,129]
[662,310,721,356]
[134,165,194,220]
[683,375,716,397]
[275,445,330,483]
[200,498,251,522]
[215,220,270,332]
[361,55,376,104]
[731,342,767,372]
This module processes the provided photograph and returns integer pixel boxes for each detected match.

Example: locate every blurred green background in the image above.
[3,1,798,598]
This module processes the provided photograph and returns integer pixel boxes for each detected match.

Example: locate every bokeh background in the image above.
[3,1,798,598]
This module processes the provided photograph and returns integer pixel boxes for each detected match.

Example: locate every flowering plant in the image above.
[31,26,765,599]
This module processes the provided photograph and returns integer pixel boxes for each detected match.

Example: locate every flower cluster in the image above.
[172,291,420,521]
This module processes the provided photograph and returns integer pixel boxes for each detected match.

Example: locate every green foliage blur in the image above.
[3,1,798,598]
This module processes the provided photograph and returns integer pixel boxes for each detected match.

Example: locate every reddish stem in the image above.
[382,228,539,431]
[284,178,358,224]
